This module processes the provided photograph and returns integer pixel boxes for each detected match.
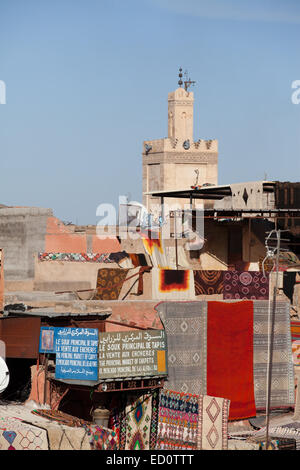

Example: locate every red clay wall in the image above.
[44,217,121,254]
[103,301,163,332]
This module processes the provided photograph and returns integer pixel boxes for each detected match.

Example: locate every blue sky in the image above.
[0,0,299,224]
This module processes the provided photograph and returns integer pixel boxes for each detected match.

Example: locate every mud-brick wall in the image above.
[0,208,122,285]
[0,207,52,281]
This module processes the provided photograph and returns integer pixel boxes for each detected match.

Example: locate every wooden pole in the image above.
[43,354,49,405]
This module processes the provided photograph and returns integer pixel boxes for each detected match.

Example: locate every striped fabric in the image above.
[291,321,300,341]
[253,301,295,410]
[141,229,169,269]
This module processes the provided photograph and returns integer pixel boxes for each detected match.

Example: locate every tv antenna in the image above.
[184,69,196,92]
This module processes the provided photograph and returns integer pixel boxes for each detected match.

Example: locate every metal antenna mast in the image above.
[184,69,196,92]
[177,68,196,91]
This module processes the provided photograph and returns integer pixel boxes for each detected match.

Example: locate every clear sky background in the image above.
[0,0,300,225]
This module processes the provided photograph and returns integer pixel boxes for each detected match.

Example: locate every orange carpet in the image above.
[207,300,256,420]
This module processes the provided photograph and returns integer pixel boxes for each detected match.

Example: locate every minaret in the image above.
[142,68,218,213]
[168,68,194,142]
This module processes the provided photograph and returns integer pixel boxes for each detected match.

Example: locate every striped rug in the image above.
[291,321,300,341]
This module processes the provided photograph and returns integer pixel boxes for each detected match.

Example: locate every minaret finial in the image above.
[184,70,196,92]
[178,67,183,88]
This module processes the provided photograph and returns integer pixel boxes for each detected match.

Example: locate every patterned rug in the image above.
[156,389,199,450]
[124,394,153,450]
[155,301,207,395]
[38,252,114,263]
[94,268,129,300]
[194,270,224,296]
[292,341,300,365]
[152,269,196,300]
[223,271,269,300]
[280,422,300,449]
[149,390,160,450]
[259,253,300,272]
[291,321,300,341]
[83,424,119,450]
[197,395,230,450]
[259,257,275,273]
[108,405,122,448]
[0,417,48,450]
[206,300,256,421]
[253,424,300,450]
[253,300,295,410]
[31,409,91,428]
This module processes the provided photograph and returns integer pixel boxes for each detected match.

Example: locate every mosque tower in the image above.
[142,68,218,214]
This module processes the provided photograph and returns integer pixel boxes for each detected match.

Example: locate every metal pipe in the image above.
[174,210,178,270]
[265,230,281,450]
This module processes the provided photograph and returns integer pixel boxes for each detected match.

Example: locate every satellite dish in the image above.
[0,357,10,393]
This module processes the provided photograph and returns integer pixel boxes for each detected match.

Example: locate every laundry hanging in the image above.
[141,229,169,268]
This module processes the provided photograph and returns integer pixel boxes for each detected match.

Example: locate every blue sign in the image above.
[39,327,99,381]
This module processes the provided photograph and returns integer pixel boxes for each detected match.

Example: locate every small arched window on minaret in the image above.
[181,111,187,138]
[168,111,173,138]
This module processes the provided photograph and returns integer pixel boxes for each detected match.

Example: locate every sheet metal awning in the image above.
[144,185,232,200]
[144,181,276,200]
[2,309,112,318]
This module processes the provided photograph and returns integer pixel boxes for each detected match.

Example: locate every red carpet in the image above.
[207,301,256,420]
